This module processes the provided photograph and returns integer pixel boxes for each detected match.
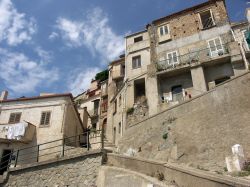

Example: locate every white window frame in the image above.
[166,51,179,65]
[242,30,250,51]
[199,9,215,29]
[132,55,141,69]
[207,37,224,57]
[159,24,170,36]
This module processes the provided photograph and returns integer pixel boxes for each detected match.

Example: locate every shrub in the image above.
[162,133,168,140]
[127,107,134,114]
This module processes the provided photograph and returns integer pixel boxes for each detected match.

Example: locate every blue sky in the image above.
[0,0,249,98]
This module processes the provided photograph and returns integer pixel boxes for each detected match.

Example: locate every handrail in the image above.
[0,129,104,173]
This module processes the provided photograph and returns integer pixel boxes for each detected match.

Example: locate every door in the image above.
[0,149,12,175]
[172,85,183,102]
[208,37,223,57]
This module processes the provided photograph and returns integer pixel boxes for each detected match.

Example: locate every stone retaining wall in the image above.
[107,153,250,187]
[2,150,104,187]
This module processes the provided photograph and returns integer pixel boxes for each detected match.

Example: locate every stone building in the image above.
[0,91,84,174]
[124,0,248,118]
[75,79,101,131]
[104,0,249,146]
[105,56,126,145]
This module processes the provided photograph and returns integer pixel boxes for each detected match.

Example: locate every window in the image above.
[199,10,215,29]
[166,51,178,65]
[119,95,122,106]
[208,37,223,57]
[172,85,183,102]
[40,111,51,126]
[134,36,143,43]
[8,113,21,124]
[113,100,117,115]
[118,122,121,134]
[132,55,141,69]
[159,25,169,36]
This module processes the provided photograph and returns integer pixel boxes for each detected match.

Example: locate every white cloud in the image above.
[48,31,59,40]
[68,67,100,96]
[0,0,36,46]
[0,48,58,94]
[55,7,124,63]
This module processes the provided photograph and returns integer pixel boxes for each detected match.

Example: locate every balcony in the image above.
[0,122,36,143]
[156,44,230,73]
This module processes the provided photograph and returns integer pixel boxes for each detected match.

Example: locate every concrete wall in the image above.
[107,154,250,187]
[118,72,250,172]
[2,150,103,187]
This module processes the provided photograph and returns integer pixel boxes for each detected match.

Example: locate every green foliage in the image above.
[162,133,168,140]
[95,69,109,82]
[127,107,134,114]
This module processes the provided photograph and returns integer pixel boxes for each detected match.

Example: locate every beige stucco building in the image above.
[0,91,84,173]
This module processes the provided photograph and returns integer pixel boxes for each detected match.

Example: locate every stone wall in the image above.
[107,153,250,187]
[2,150,104,187]
[118,72,250,172]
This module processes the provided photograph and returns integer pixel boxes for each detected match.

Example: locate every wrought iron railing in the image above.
[0,130,104,174]
[157,44,229,72]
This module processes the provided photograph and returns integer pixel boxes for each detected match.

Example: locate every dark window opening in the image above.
[118,122,121,134]
[134,36,143,43]
[0,149,12,174]
[215,77,230,85]
[134,78,146,103]
[92,123,97,130]
[93,100,100,115]
[200,10,214,29]
[172,85,183,102]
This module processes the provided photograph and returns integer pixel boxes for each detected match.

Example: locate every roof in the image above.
[231,20,249,28]
[151,0,224,25]
[125,29,147,38]
[0,93,73,103]
[109,56,125,66]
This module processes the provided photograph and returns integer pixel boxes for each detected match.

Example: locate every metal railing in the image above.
[156,44,229,72]
[0,130,104,174]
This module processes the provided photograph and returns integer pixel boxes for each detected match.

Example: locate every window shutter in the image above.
[9,113,21,124]
[40,112,46,125]
[164,25,169,35]
[45,112,51,125]
[9,113,15,124]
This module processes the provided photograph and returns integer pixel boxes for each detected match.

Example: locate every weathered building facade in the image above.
[104,0,250,145]
[0,92,84,173]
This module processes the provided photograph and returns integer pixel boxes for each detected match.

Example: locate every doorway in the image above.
[0,149,12,175]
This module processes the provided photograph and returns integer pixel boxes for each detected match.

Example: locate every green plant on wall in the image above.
[127,107,134,114]
[162,132,168,140]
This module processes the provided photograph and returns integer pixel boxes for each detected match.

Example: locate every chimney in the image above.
[0,90,8,101]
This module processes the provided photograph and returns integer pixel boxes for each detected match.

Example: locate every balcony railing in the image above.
[157,44,229,72]
[0,122,36,143]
